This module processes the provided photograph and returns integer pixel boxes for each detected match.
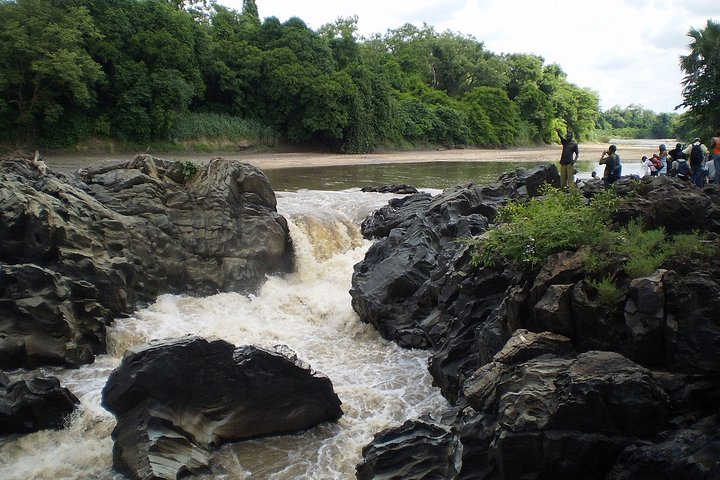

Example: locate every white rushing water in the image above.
[0,189,448,480]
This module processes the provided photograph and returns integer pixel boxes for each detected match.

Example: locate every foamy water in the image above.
[0,189,448,479]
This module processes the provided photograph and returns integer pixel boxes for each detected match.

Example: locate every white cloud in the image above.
[219,0,718,113]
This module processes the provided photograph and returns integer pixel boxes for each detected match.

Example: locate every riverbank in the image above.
[41,143,655,174]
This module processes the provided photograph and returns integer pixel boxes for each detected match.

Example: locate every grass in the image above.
[167,112,280,147]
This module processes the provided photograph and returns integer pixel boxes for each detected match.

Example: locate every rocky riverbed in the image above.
[2,155,719,479]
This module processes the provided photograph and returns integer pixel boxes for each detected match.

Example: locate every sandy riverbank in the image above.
[42,143,655,174]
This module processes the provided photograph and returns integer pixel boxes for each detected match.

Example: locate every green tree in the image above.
[0,0,103,144]
[319,16,361,69]
[680,19,720,134]
[462,87,520,146]
[83,0,207,141]
[241,0,259,23]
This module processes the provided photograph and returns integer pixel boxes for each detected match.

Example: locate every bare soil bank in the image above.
[43,143,651,174]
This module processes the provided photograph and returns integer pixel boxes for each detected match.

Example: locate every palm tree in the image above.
[679,20,720,132]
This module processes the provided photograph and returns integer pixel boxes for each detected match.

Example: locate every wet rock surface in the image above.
[102,336,342,480]
[0,155,293,369]
[0,374,79,434]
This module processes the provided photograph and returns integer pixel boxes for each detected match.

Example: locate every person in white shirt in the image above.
[640,155,653,177]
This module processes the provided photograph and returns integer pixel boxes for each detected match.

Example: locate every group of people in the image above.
[556,128,720,189]
[639,135,720,187]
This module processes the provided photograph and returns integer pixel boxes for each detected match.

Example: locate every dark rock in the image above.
[607,415,720,480]
[504,251,720,374]
[356,418,462,480]
[102,336,342,480]
[351,183,492,349]
[461,334,672,478]
[611,175,720,233]
[353,168,720,479]
[351,166,559,401]
[663,270,720,374]
[427,257,515,403]
[360,193,432,239]
[351,176,525,349]
[360,184,419,194]
[0,156,293,369]
[0,375,79,434]
[360,331,676,479]
[496,163,561,197]
[652,371,720,423]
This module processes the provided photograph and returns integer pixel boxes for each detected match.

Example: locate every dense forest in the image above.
[0,0,706,153]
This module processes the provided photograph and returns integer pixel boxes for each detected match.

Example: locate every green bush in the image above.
[672,231,712,257]
[467,186,617,267]
[181,160,201,181]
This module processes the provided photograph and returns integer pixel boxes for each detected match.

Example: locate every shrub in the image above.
[672,231,711,257]
[468,186,617,267]
[181,160,201,181]
[587,275,622,309]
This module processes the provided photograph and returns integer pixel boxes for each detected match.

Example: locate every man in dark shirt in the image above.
[557,128,579,189]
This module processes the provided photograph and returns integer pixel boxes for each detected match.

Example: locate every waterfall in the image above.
[0,189,448,479]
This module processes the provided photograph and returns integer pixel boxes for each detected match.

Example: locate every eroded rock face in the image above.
[356,418,462,480]
[0,156,293,369]
[505,256,720,375]
[359,331,710,479]
[102,336,342,480]
[0,375,79,434]
[350,165,559,351]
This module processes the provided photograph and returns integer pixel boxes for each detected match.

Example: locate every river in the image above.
[0,187,449,479]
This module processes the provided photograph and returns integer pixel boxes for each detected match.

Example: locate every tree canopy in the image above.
[0,0,687,152]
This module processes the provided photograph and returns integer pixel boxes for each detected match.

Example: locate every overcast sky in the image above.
[219,0,717,114]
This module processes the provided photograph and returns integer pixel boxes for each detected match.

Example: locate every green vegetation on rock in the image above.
[466,186,710,306]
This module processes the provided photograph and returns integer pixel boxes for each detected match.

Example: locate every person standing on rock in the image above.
[556,128,579,190]
[683,138,709,187]
[599,144,621,187]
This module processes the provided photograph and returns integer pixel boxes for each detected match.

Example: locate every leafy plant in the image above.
[467,186,617,267]
[181,160,201,181]
[583,250,612,275]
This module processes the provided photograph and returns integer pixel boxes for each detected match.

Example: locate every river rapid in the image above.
[0,188,448,479]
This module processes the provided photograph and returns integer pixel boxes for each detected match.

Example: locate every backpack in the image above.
[676,161,691,179]
[612,160,622,180]
[690,144,704,166]
[651,155,662,170]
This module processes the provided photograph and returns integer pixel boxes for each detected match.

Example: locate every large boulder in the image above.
[102,336,342,480]
[350,165,558,350]
[504,250,720,375]
[610,175,720,233]
[356,418,462,480]
[0,155,293,369]
[359,331,702,479]
[0,374,79,434]
[460,333,672,479]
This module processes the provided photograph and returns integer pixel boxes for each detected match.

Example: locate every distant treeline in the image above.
[0,0,683,152]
